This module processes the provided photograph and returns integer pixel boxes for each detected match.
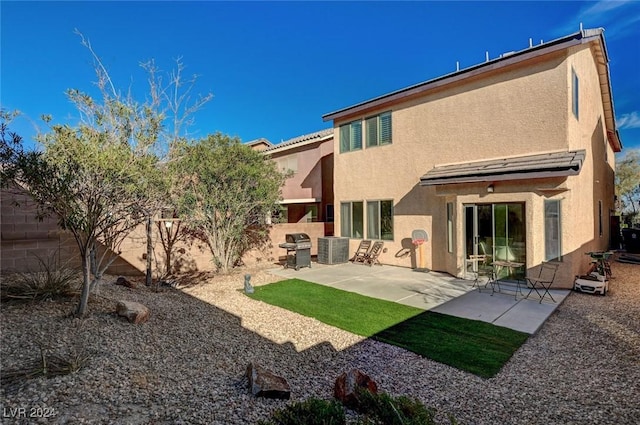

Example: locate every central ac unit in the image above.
[317,237,350,265]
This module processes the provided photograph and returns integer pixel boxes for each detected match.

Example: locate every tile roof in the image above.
[245,138,273,147]
[419,150,586,186]
[263,128,333,153]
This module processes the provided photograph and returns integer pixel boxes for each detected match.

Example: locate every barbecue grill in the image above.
[279,233,312,270]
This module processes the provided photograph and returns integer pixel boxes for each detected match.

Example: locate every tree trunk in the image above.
[76,250,92,317]
[146,215,153,287]
[165,244,172,276]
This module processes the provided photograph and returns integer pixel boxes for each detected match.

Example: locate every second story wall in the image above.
[270,139,333,203]
[333,49,571,209]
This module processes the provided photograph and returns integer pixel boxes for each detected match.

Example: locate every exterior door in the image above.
[465,203,526,276]
[464,205,493,274]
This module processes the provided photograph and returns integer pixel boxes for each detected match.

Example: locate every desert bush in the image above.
[1,252,78,302]
[258,398,346,425]
[350,388,436,425]
[260,390,446,425]
[1,341,92,391]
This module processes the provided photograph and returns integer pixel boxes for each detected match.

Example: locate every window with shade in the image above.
[339,121,362,153]
[366,112,392,147]
[340,111,392,153]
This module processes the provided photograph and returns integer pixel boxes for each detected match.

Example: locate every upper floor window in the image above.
[276,155,298,174]
[366,111,392,147]
[339,120,362,153]
[572,68,579,120]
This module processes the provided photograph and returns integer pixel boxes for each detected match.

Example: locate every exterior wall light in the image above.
[487,184,495,193]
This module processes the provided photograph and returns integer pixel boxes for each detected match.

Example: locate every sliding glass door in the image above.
[465,203,525,276]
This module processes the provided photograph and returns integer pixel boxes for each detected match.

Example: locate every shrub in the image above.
[260,391,445,425]
[350,389,436,425]
[1,341,92,391]
[258,398,345,425]
[1,252,78,302]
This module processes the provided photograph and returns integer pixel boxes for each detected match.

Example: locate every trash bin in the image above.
[622,228,640,253]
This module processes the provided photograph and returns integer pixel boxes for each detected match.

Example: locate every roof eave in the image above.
[419,168,581,186]
[262,133,333,155]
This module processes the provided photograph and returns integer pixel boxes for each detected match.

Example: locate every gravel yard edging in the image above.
[1,260,639,424]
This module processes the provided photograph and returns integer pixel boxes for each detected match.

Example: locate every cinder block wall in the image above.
[1,187,75,272]
[2,187,327,276]
[1,187,142,276]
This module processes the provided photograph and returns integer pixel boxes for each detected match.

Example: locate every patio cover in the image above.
[419,150,586,186]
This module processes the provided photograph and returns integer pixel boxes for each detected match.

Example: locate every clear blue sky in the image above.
[2,1,639,152]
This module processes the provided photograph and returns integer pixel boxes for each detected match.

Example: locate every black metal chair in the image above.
[524,262,559,303]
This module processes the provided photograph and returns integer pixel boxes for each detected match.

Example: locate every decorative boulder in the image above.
[116,300,150,324]
[334,369,378,405]
[246,362,291,399]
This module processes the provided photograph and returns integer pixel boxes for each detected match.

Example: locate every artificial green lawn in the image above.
[248,279,529,378]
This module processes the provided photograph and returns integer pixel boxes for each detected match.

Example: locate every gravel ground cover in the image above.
[1,259,639,424]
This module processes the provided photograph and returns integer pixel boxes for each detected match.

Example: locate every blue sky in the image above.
[1,1,639,152]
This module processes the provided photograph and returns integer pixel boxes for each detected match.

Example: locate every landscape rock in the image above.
[116,300,150,324]
[246,362,290,399]
[334,368,378,405]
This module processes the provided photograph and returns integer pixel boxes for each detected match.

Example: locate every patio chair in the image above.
[363,241,384,267]
[468,254,494,291]
[351,240,372,263]
[523,262,559,303]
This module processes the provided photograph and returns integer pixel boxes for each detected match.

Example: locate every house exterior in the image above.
[258,129,334,256]
[322,28,622,288]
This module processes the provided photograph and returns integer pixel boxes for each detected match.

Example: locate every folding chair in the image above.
[468,254,495,291]
[524,262,559,303]
[351,240,372,263]
[363,241,384,267]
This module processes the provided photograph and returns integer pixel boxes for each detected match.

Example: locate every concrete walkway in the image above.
[269,261,570,334]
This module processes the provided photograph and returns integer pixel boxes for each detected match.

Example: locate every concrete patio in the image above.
[268,261,570,334]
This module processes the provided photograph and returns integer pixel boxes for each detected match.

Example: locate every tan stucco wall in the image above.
[333,43,616,289]
[558,44,617,283]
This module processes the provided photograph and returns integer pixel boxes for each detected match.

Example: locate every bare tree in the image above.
[2,32,213,316]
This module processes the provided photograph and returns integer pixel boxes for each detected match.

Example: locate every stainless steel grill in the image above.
[279,233,312,270]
